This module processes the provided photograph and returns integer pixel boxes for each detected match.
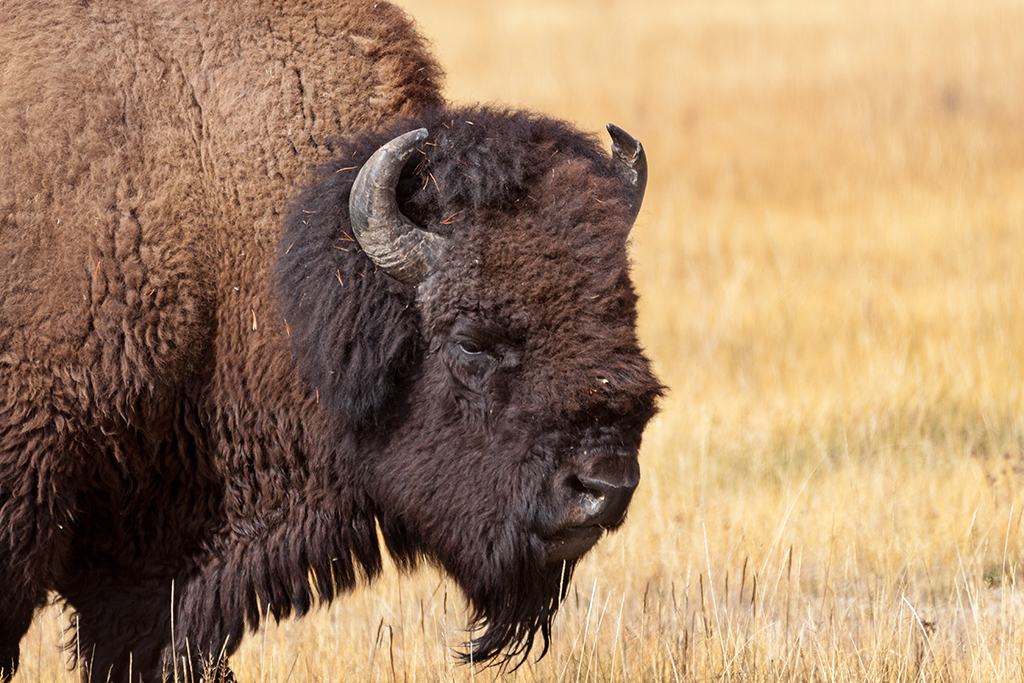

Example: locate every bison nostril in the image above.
[566,476,606,519]
[565,474,636,528]
[569,475,605,500]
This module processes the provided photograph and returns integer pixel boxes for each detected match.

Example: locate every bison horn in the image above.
[349,127,447,285]
[606,123,647,224]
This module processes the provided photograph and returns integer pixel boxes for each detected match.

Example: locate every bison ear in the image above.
[277,176,422,434]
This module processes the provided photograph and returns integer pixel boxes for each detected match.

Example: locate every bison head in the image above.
[277,107,662,665]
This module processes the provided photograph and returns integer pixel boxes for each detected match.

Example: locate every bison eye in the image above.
[457,339,486,356]
[448,321,518,370]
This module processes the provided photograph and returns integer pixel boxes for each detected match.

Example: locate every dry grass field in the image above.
[18,0,1024,680]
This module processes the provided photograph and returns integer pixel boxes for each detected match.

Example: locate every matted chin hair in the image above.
[462,558,578,667]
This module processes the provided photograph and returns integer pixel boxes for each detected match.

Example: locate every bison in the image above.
[0,1,662,681]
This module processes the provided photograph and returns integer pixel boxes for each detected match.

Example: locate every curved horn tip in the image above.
[406,127,430,144]
[380,127,430,158]
[606,123,643,164]
[606,122,632,142]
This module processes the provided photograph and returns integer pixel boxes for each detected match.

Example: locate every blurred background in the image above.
[22,0,1024,680]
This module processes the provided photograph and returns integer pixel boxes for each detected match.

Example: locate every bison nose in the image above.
[569,472,638,528]
[544,461,640,562]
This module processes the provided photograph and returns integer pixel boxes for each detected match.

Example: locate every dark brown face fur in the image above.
[277,106,662,664]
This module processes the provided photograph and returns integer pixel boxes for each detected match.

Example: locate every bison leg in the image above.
[65,575,240,683]
[161,586,241,683]
[1,426,80,680]
[0,588,44,683]
[61,575,175,683]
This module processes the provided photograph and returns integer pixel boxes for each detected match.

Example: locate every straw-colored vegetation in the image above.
[18,0,1024,680]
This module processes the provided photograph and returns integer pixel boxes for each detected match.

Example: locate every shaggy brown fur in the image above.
[0,2,661,682]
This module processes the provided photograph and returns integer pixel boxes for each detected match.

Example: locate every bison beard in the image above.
[373,503,576,667]
[462,558,576,665]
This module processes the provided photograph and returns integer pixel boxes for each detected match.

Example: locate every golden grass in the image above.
[20,0,1024,680]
